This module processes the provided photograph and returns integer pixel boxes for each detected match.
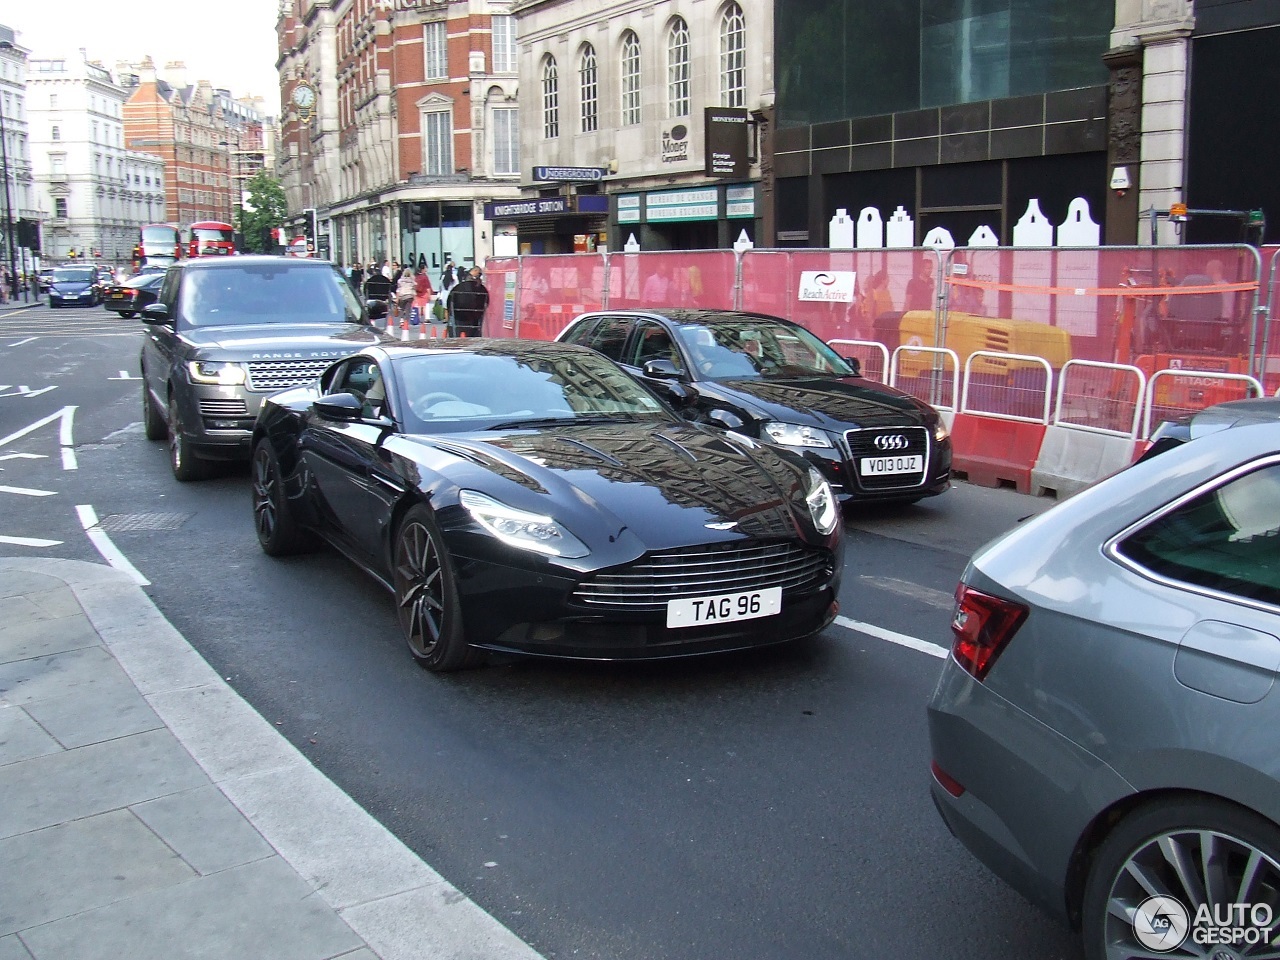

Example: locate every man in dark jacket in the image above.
[447,267,490,337]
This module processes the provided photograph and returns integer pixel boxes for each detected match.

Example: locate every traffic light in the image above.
[303,208,316,241]
[404,202,421,231]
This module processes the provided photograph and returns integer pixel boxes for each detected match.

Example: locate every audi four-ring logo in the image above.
[874,434,910,451]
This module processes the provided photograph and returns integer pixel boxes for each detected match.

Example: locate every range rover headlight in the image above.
[187,360,247,385]
[763,421,833,448]
[459,490,589,558]
[805,467,839,536]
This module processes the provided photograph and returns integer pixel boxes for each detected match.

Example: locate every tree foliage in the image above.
[239,171,288,254]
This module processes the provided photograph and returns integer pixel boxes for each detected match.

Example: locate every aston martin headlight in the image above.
[186,360,247,385]
[805,468,839,536]
[763,421,833,449]
[459,490,589,558]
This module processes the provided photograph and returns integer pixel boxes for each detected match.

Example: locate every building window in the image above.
[579,45,598,133]
[423,108,453,176]
[668,18,690,118]
[720,2,746,107]
[621,31,641,126]
[51,125,60,141]
[49,93,57,109]
[492,16,517,73]
[424,21,448,81]
[542,56,559,139]
[493,106,518,175]
[54,197,67,218]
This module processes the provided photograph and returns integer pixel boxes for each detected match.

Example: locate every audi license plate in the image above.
[666,587,782,629]
[860,455,923,476]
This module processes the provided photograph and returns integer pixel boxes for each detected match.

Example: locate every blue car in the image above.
[48,265,102,308]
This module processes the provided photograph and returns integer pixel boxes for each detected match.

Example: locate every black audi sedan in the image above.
[103,271,165,318]
[557,310,951,504]
[251,339,843,671]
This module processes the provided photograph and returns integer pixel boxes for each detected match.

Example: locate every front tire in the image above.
[142,381,167,441]
[251,440,316,556]
[167,392,210,482]
[392,505,482,672]
[1082,798,1280,960]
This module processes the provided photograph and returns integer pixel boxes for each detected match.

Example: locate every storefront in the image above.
[485,195,610,256]
[612,183,758,251]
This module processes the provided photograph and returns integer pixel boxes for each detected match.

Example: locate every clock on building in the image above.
[291,83,316,115]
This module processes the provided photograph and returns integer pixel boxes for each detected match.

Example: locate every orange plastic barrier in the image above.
[949,413,1048,494]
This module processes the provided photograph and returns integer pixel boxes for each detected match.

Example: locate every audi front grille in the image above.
[573,541,832,611]
[844,426,930,490]
[246,359,333,392]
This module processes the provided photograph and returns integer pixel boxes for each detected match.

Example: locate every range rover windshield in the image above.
[180,264,365,327]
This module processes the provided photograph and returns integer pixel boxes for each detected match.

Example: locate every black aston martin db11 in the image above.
[251,338,844,671]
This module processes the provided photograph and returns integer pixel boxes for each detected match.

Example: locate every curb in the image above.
[0,557,543,960]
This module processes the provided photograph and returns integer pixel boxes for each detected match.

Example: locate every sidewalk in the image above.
[0,557,543,960]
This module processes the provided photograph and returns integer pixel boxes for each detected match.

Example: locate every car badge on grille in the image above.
[874,434,909,451]
[704,521,738,530]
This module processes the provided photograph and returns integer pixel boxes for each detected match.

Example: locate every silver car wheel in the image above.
[395,517,447,659]
[1101,826,1280,959]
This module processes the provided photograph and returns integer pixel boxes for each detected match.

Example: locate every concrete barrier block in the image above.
[1030,425,1139,499]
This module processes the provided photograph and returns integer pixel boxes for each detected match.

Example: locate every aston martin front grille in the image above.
[574,541,831,611]
[246,358,332,391]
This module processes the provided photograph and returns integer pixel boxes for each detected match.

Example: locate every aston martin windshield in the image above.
[677,318,855,379]
[392,348,673,432]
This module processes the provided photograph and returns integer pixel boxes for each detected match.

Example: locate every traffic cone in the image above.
[385,312,395,336]
[399,318,410,342]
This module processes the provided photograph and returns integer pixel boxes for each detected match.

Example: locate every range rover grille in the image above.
[573,541,831,611]
[246,358,333,391]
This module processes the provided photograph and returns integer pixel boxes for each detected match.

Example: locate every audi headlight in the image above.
[187,360,247,385]
[934,421,950,442]
[763,421,833,449]
[805,467,839,536]
[459,490,589,558]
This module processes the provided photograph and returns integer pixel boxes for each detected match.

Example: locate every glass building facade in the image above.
[776,0,1113,128]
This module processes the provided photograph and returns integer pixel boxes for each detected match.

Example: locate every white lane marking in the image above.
[834,615,949,659]
[110,371,141,381]
[60,406,77,470]
[5,338,38,347]
[0,406,76,451]
[0,534,62,547]
[76,504,150,586]
[0,453,45,461]
[858,575,955,609]
[0,485,57,497]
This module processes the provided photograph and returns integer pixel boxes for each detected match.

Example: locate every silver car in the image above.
[928,421,1280,959]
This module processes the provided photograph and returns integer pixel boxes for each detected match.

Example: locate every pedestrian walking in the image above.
[447,267,490,337]
[394,267,416,323]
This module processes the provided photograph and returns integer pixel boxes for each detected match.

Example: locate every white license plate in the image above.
[666,586,782,629]
[860,454,923,476]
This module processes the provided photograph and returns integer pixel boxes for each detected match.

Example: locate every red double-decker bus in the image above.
[132,223,183,271]
[187,221,236,258]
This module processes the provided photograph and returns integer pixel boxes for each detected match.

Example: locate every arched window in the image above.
[621,31,641,126]
[719,2,746,108]
[542,56,559,139]
[579,45,598,133]
[667,18,690,118]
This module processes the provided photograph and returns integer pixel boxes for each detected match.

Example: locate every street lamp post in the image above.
[0,86,20,301]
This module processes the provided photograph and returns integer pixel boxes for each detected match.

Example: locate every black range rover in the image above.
[140,256,393,481]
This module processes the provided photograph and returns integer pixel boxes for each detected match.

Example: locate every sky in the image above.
[4,0,282,115]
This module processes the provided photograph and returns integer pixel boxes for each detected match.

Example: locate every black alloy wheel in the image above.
[1082,797,1280,960]
[392,505,480,672]
[251,441,316,556]
[166,392,209,482]
[141,379,167,441]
